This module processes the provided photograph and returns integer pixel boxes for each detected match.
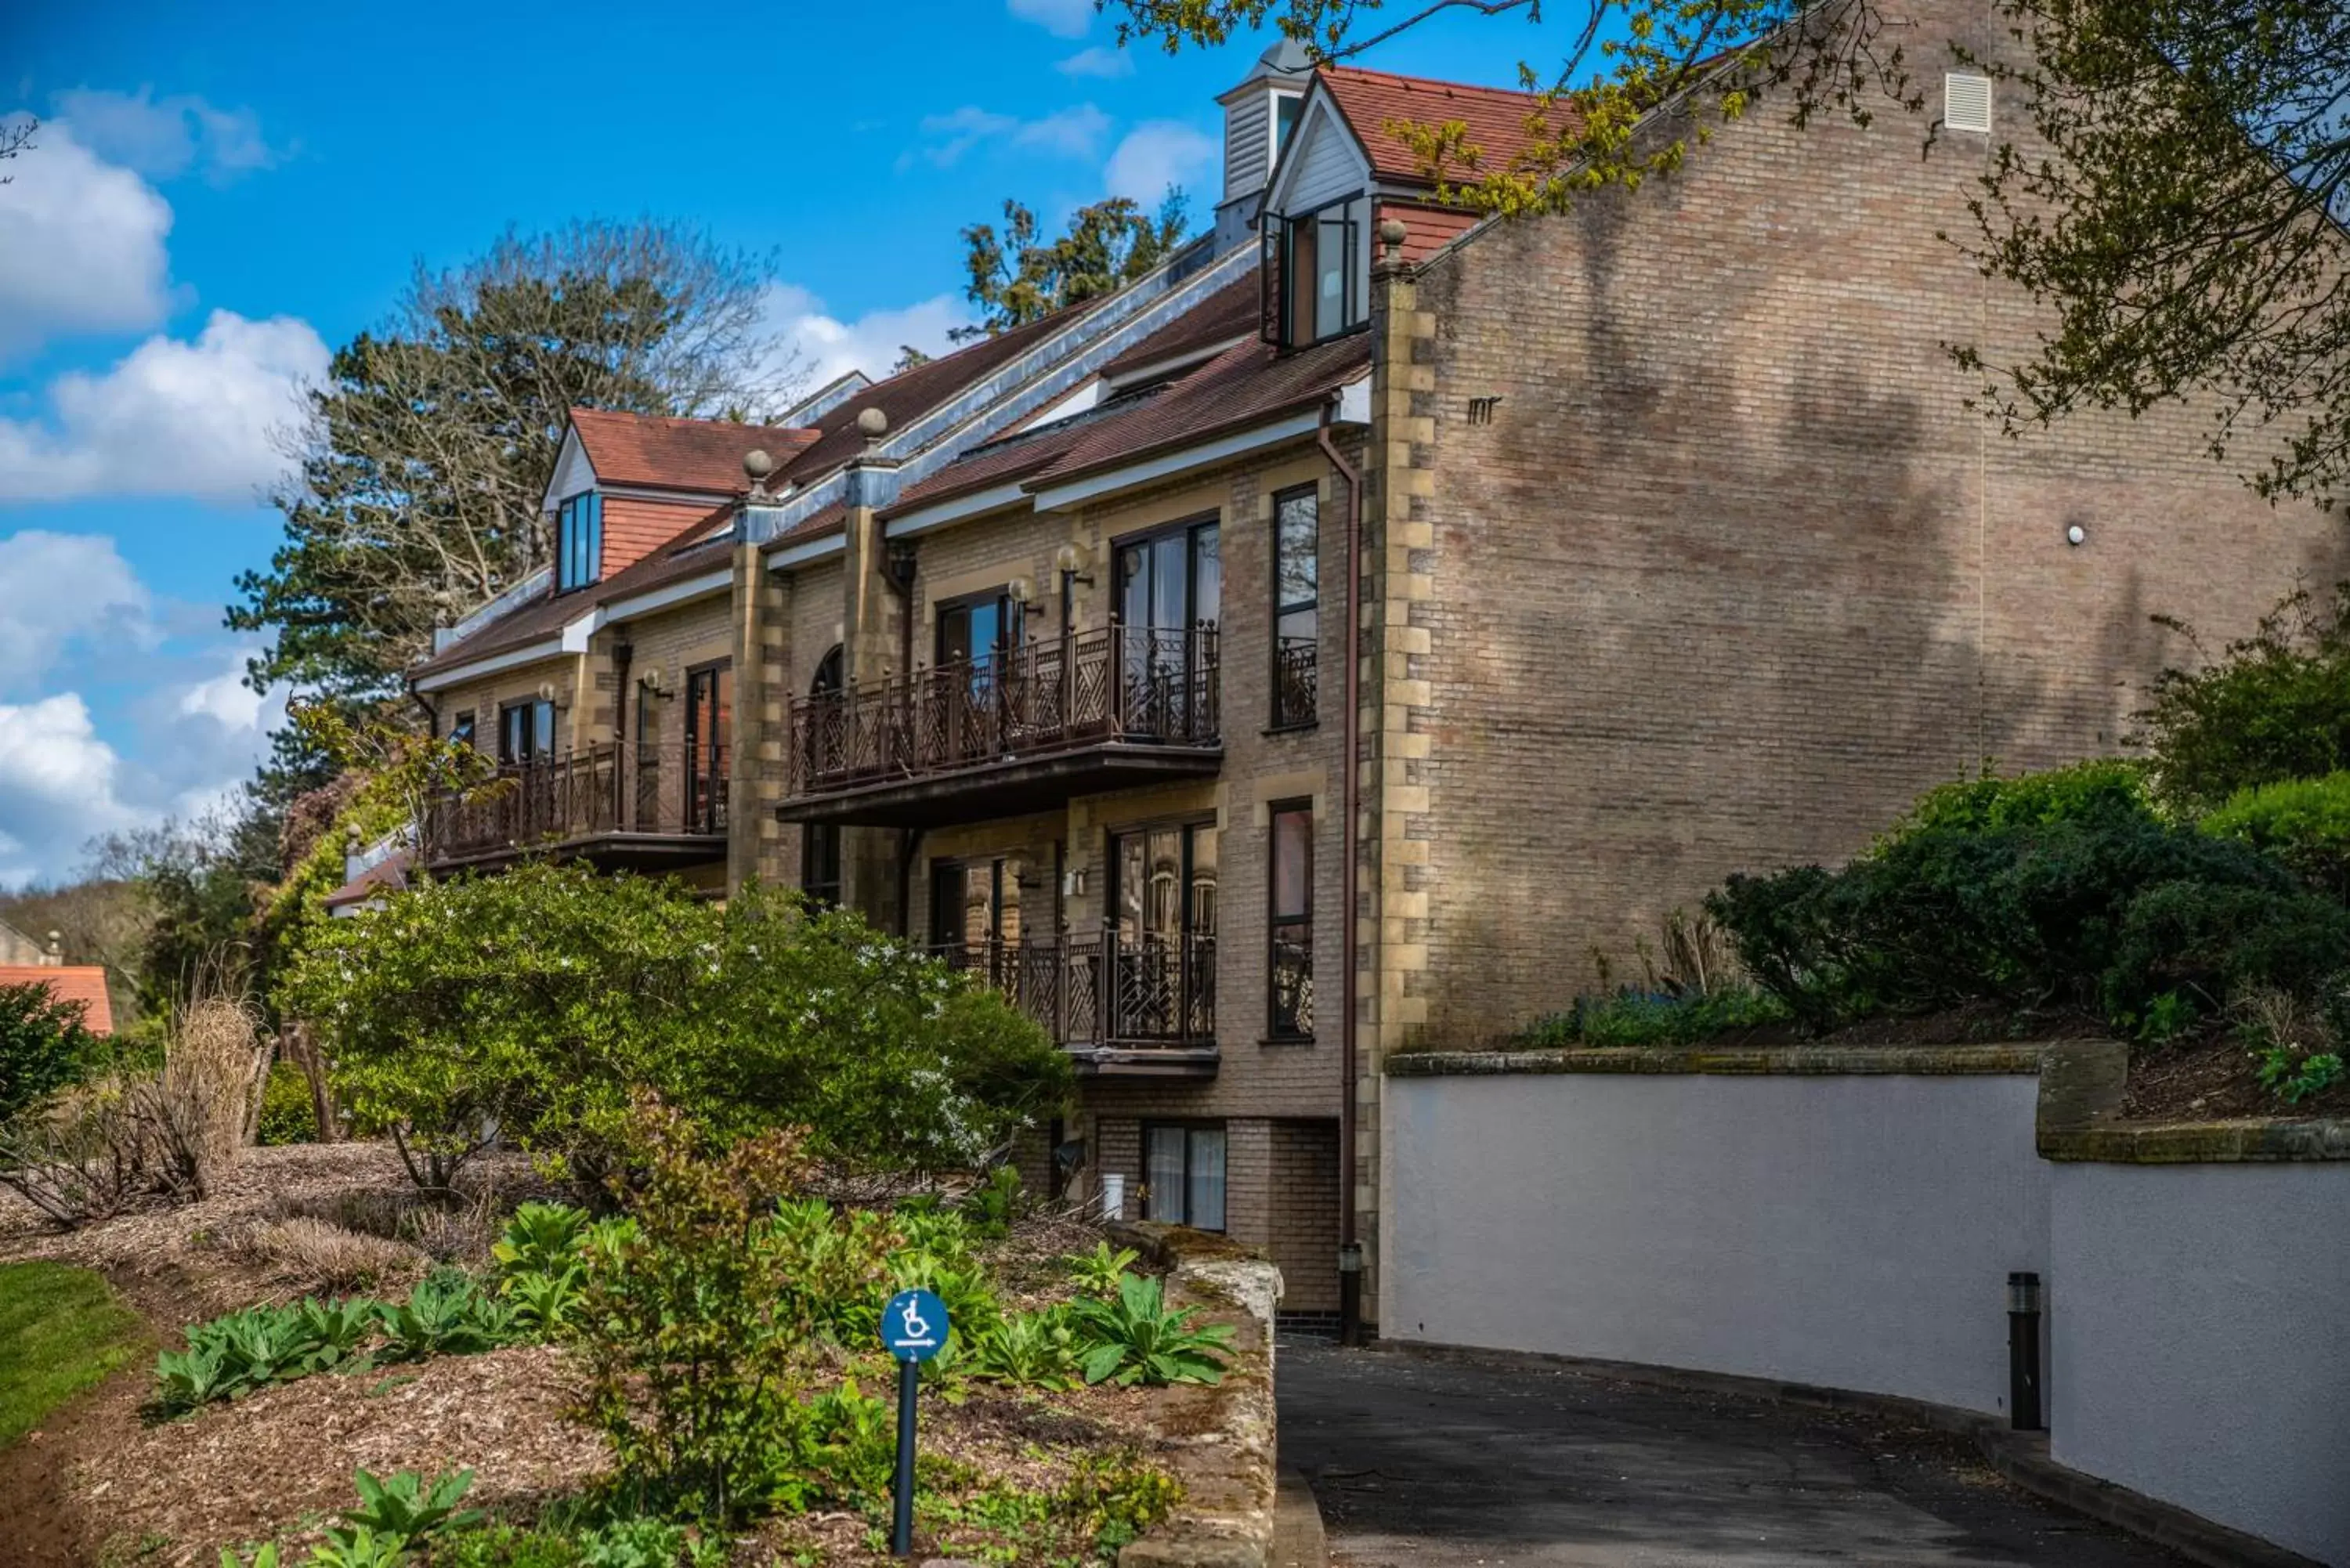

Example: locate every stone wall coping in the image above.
[1106,1220,1283,1568]
[1383,1043,2051,1078]
[1383,1040,2350,1163]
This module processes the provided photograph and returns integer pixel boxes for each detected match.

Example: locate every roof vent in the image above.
[1944,71,1992,134]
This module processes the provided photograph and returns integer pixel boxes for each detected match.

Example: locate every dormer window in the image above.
[557,490,603,591]
[1272,92,1303,161]
[1262,193,1371,348]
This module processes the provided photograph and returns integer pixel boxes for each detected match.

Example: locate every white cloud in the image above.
[758,284,974,391]
[0,120,175,362]
[1104,121,1220,204]
[1058,46,1134,78]
[1009,0,1095,38]
[50,86,279,182]
[0,693,141,886]
[909,103,1112,168]
[0,309,327,503]
[177,659,267,730]
[0,532,155,697]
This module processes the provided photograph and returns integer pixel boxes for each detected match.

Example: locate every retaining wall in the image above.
[1383,1042,2350,1566]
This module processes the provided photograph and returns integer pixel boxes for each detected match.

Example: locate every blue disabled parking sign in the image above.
[882,1288,950,1557]
[883,1288,949,1362]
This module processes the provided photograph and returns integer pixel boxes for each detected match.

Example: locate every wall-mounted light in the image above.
[536,681,558,703]
[1054,541,1094,588]
[1007,574,1041,612]
[2066,524,2087,547]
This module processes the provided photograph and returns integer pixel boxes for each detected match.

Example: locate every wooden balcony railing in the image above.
[786,624,1220,800]
[421,742,728,867]
[932,928,1217,1055]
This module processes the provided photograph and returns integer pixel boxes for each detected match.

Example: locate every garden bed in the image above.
[0,1141,1271,1568]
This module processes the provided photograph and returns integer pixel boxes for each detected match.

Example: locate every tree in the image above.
[955,191,1193,340]
[0,114,34,183]
[1113,0,2350,508]
[230,220,797,705]
[1954,0,2350,508]
[0,981,103,1124]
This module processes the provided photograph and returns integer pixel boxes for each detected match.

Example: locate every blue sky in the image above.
[0,0,1549,887]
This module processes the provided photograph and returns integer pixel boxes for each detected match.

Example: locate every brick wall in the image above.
[1268,1118,1340,1312]
[1387,0,2350,1048]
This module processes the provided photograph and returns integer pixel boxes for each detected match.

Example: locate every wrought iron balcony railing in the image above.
[932,928,1217,1057]
[421,741,728,867]
[786,624,1220,800]
[1272,635,1318,728]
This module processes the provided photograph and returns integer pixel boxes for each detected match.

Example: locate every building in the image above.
[407,0,2343,1333]
[0,918,56,967]
[0,958,115,1035]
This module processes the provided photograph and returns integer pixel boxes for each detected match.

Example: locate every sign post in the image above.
[880,1287,949,1559]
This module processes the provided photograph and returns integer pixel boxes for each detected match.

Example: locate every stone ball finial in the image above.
[855,406,889,439]
[742,447,776,482]
[1378,218,1409,253]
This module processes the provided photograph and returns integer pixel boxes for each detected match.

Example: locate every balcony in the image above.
[420,742,728,873]
[782,625,1222,828]
[935,929,1217,1076]
[1271,635,1318,729]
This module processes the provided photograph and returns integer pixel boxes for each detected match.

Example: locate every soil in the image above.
[2122,1032,2350,1121]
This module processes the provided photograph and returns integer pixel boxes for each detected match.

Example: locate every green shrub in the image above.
[425,1523,581,1568]
[2254,1045,2347,1103]
[278,869,1071,1191]
[1068,1273,1233,1388]
[1065,1241,1140,1299]
[341,1467,483,1543]
[2200,771,2350,897]
[257,1061,318,1145]
[2137,584,2350,817]
[376,1276,519,1364]
[1881,760,2155,846]
[1708,816,2312,1030]
[2102,880,2350,1028]
[575,1097,819,1524]
[1518,984,1790,1048]
[963,1306,1083,1390]
[0,978,107,1123]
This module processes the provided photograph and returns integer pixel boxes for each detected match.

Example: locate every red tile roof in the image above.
[0,966,114,1035]
[775,297,1117,490]
[1101,275,1260,382]
[570,410,817,494]
[324,850,410,911]
[1318,64,1571,188]
[1029,331,1370,486]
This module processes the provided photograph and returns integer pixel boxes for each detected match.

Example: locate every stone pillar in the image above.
[728,537,789,898]
[838,419,909,934]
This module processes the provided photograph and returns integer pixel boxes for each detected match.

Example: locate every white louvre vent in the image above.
[1945,71,1993,134]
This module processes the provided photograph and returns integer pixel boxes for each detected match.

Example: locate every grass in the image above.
[1517,984,1791,1049]
[0,1259,147,1447]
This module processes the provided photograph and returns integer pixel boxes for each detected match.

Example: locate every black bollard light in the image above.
[2006,1270,2044,1432]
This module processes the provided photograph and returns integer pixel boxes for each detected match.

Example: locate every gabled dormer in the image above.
[543,410,817,588]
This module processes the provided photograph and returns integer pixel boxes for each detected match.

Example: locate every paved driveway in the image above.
[1278,1339,2187,1568]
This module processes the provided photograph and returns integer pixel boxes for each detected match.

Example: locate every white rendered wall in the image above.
[2050,1162,2350,1567]
[1382,1070,2051,1415]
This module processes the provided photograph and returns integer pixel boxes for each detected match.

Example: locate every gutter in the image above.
[1316,403,1367,1348]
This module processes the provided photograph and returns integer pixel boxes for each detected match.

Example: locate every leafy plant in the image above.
[494,1203,591,1277]
[217,1545,281,1568]
[376,1277,514,1363]
[2136,586,2350,817]
[2200,771,2350,898]
[2255,1045,2347,1104]
[1065,1241,1140,1300]
[1517,984,1789,1048]
[962,1165,1022,1241]
[502,1266,584,1338]
[575,1096,819,1524]
[1068,1273,1233,1388]
[307,1527,408,1568]
[342,1466,482,1542]
[963,1306,1081,1390]
[257,1060,319,1145]
[802,1377,897,1508]
[153,1345,235,1414]
[0,977,107,1122]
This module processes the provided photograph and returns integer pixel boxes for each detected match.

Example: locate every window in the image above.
[447,710,475,750]
[557,491,603,591]
[1108,819,1217,1042]
[498,698,554,764]
[684,662,731,834]
[935,591,1025,670]
[1272,92,1303,161]
[1261,193,1371,348]
[801,648,844,906]
[1144,1122,1227,1231]
[1271,486,1318,728]
[1269,802,1313,1039]
[1115,519,1220,737]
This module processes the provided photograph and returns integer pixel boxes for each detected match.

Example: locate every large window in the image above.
[1268,802,1313,1040]
[1115,519,1220,735]
[684,661,731,834]
[1144,1122,1227,1231]
[1262,193,1371,348]
[558,491,603,591]
[935,591,1025,670]
[1271,486,1318,728]
[498,698,554,764]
